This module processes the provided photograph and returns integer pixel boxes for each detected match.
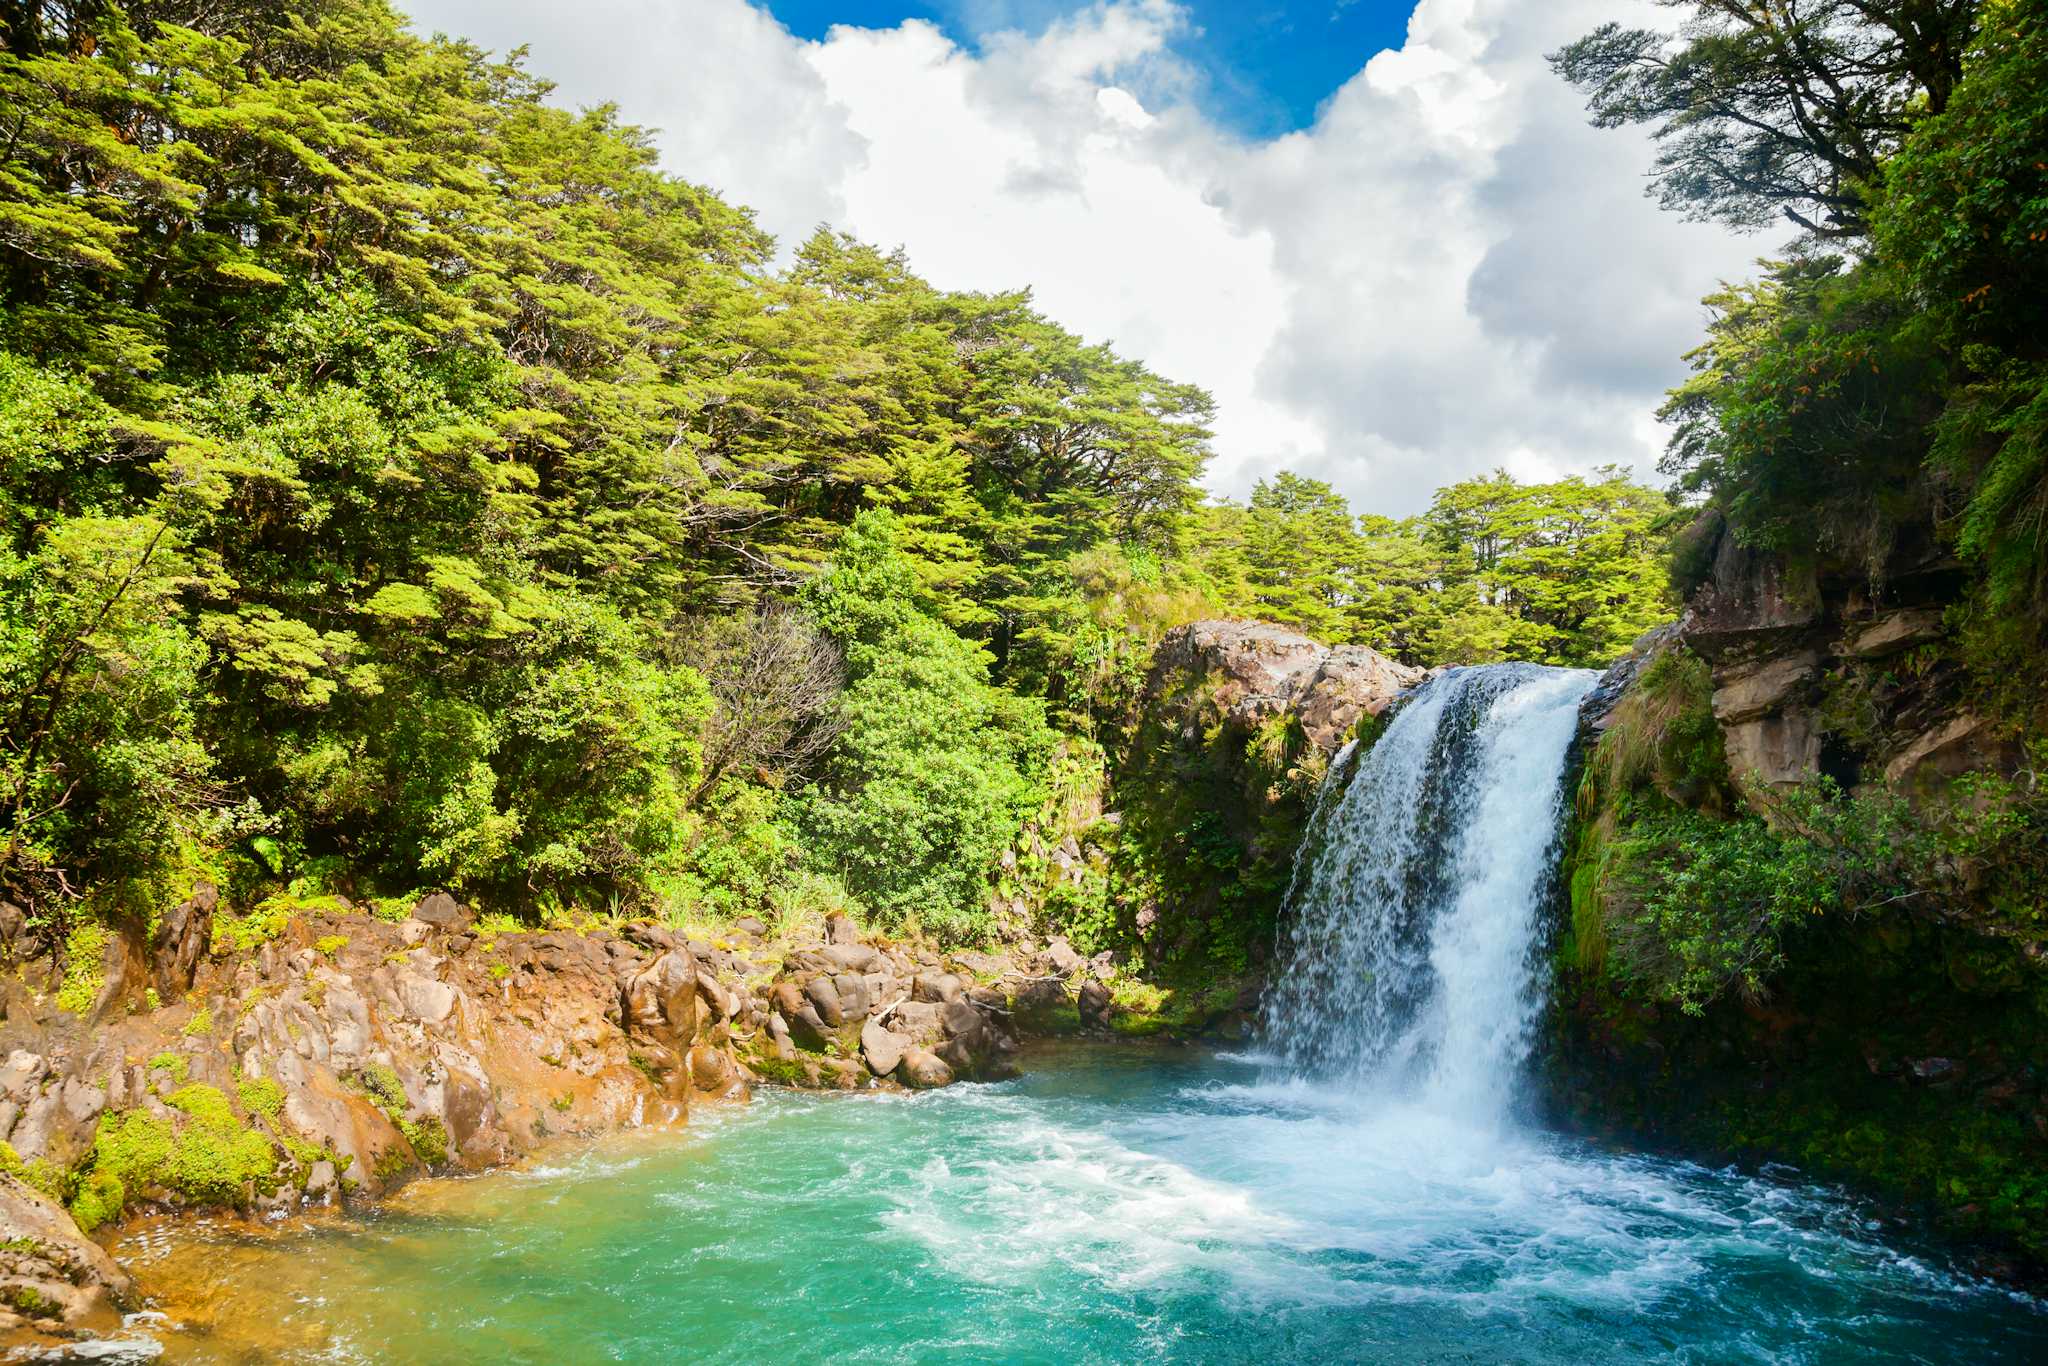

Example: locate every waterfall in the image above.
[1262,664,1596,1117]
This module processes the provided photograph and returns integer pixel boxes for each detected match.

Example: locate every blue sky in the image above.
[761,1,1419,135]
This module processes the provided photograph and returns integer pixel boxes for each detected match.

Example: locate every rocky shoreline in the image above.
[0,892,1141,1358]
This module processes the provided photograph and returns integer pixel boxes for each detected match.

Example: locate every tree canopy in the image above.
[1551,0,1978,236]
[0,0,1688,946]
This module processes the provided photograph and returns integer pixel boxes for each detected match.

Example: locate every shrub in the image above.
[1594,767,2048,1014]
[802,512,1053,939]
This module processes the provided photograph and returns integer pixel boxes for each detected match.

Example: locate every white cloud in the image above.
[399,0,1762,515]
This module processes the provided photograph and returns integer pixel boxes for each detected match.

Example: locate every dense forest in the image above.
[0,0,1678,955]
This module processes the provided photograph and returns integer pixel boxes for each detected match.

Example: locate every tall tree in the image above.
[1551,1,1978,236]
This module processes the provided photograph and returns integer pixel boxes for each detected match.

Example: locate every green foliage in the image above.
[1550,1,1975,237]
[1585,754,2048,1014]
[210,896,300,954]
[74,1083,277,1228]
[1620,1,2048,684]
[1603,805,1842,1011]
[0,0,1246,931]
[1,509,216,908]
[1875,0,2048,621]
[1587,648,1730,812]
[146,1052,188,1086]
[670,784,800,924]
[53,920,106,1013]
[1185,468,1675,669]
[802,511,1053,939]
[1659,257,1947,570]
[181,1007,213,1038]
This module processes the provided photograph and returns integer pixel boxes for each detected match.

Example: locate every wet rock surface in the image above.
[0,1177,133,1338]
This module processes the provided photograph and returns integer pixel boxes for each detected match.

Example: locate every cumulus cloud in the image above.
[400,0,1762,513]
[398,0,867,246]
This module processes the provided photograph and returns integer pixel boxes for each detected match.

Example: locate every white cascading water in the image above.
[1263,663,1597,1118]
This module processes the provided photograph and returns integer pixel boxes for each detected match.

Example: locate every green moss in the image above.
[360,1062,406,1113]
[72,1110,169,1228]
[746,1053,809,1087]
[314,934,348,957]
[368,895,418,924]
[68,1169,125,1233]
[66,1083,282,1225]
[181,1007,213,1037]
[238,1077,285,1119]
[399,1116,448,1167]
[54,921,109,1014]
[0,1141,23,1180]
[210,895,311,954]
[2,1284,59,1320]
[165,1083,238,1129]
[146,1052,188,1085]
[18,1157,68,1203]
[168,1122,277,1204]
[280,1134,327,1170]
[472,912,523,944]
[1104,978,1242,1039]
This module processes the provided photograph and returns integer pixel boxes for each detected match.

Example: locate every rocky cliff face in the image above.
[1550,515,2048,1281]
[1652,513,2017,799]
[1107,621,1422,977]
[1145,621,1425,756]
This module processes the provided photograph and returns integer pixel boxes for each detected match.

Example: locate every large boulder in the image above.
[860,1018,904,1078]
[621,950,702,1093]
[153,881,217,996]
[1147,621,1420,756]
[0,1175,134,1334]
[803,975,845,1027]
[1296,645,1428,752]
[897,1048,954,1089]
[411,892,472,931]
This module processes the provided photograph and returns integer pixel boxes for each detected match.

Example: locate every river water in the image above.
[121,1048,2044,1363]
[119,666,2047,1361]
